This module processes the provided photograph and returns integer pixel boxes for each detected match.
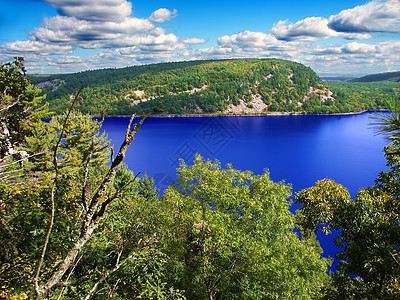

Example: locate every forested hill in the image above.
[35,58,386,116]
[350,71,400,82]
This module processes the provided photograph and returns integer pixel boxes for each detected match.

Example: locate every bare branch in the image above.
[55,275,91,287]
[82,139,95,212]
[35,87,84,299]
[56,254,85,300]
[125,114,135,141]
[390,251,400,268]
[0,97,20,113]
[37,103,159,298]
[110,147,114,164]
[0,151,46,167]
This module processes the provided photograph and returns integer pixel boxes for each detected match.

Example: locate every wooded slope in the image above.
[35,58,395,115]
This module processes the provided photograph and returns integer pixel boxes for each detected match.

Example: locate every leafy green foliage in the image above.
[9,57,400,299]
[326,81,399,113]
[157,155,329,299]
[370,97,400,142]
[0,57,50,166]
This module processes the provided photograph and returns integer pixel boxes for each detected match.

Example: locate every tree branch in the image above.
[0,96,20,113]
[35,87,83,299]
[37,103,159,299]
[55,275,91,287]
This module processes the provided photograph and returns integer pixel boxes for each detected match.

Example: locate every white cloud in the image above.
[149,8,178,23]
[0,0,198,59]
[30,15,158,48]
[328,0,400,33]
[1,40,73,55]
[271,16,372,41]
[305,41,400,74]
[43,0,132,22]
[217,31,290,50]
[270,0,398,41]
[342,42,377,53]
[271,17,337,41]
[181,38,207,45]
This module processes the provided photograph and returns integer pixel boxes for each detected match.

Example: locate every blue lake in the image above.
[101,111,389,267]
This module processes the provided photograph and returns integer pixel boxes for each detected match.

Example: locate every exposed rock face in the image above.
[36,79,66,92]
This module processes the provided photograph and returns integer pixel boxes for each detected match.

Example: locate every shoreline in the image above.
[103,109,388,118]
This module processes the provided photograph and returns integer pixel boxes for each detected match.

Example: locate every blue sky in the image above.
[0,0,399,75]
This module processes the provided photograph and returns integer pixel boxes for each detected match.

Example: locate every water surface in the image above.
[101,112,389,267]
[102,112,388,197]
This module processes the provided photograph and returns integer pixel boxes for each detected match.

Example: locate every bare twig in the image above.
[107,279,120,300]
[390,252,400,268]
[56,254,85,300]
[0,151,46,168]
[84,234,156,300]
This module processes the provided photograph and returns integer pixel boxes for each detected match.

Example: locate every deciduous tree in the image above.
[159,155,329,299]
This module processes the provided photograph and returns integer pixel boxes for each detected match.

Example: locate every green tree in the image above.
[159,155,329,299]
[0,57,50,183]
[0,58,175,299]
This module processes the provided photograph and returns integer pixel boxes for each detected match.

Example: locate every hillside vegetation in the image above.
[34,59,334,115]
[36,59,398,116]
[350,71,400,82]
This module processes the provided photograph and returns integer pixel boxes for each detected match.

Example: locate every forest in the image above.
[1,58,400,299]
[35,58,399,116]
[349,71,400,83]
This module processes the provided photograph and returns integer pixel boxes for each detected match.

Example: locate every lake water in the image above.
[101,111,389,266]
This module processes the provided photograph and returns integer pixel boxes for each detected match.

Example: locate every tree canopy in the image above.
[157,155,330,299]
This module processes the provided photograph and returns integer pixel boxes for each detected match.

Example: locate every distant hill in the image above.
[350,71,400,83]
[321,76,355,82]
[33,58,389,116]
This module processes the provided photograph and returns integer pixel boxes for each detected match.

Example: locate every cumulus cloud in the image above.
[328,0,400,33]
[304,40,400,74]
[30,15,157,48]
[270,0,398,41]
[218,31,288,50]
[0,0,199,58]
[149,8,178,23]
[341,42,377,53]
[271,16,372,41]
[183,31,303,62]
[43,0,132,22]
[271,17,337,41]
[2,40,73,55]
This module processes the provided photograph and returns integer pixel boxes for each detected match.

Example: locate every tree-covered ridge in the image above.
[36,58,338,115]
[349,71,400,83]
[326,81,400,113]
